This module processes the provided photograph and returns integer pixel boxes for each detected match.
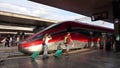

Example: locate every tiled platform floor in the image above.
[0,49,120,68]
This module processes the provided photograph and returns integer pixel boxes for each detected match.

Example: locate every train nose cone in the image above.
[18,40,28,53]
[18,45,24,52]
[18,44,30,54]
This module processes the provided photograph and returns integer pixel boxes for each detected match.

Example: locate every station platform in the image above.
[0,47,120,68]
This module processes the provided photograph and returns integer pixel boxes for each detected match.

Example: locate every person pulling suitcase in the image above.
[42,34,52,59]
[64,32,74,56]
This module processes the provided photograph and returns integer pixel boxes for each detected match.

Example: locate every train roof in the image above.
[27,21,113,40]
[38,21,113,33]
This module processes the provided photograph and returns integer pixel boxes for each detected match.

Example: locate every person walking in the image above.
[64,32,74,56]
[42,34,52,59]
[5,35,11,47]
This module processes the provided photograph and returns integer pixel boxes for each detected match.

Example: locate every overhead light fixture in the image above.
[0,25,34,31]
[0,32,17,34]
[0,31,34,35]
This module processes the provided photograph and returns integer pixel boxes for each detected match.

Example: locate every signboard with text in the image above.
[91,11,108,21]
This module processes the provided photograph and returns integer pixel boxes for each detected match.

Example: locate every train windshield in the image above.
[26,33,44,42]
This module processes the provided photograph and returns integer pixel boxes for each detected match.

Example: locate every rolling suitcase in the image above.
[30,51,39,61]
[54,50,62,58]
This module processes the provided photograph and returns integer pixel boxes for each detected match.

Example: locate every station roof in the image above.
[30,0,113,23]
[0,0,114,35]
[0,11,56,34]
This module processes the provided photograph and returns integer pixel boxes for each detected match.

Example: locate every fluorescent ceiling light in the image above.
[0,32,17,34]
[0,25,34,31]
[0,31,34,35]
[0,32,18,34]
[25,32,34,35]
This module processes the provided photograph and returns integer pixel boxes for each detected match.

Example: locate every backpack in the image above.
[64,36,68,44]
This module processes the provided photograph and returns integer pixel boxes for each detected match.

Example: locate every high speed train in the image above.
[18,21,113,54]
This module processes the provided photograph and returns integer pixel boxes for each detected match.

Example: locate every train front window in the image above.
[27,34,44,42]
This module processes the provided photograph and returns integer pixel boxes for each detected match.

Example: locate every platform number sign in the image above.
[91,11,108,21]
